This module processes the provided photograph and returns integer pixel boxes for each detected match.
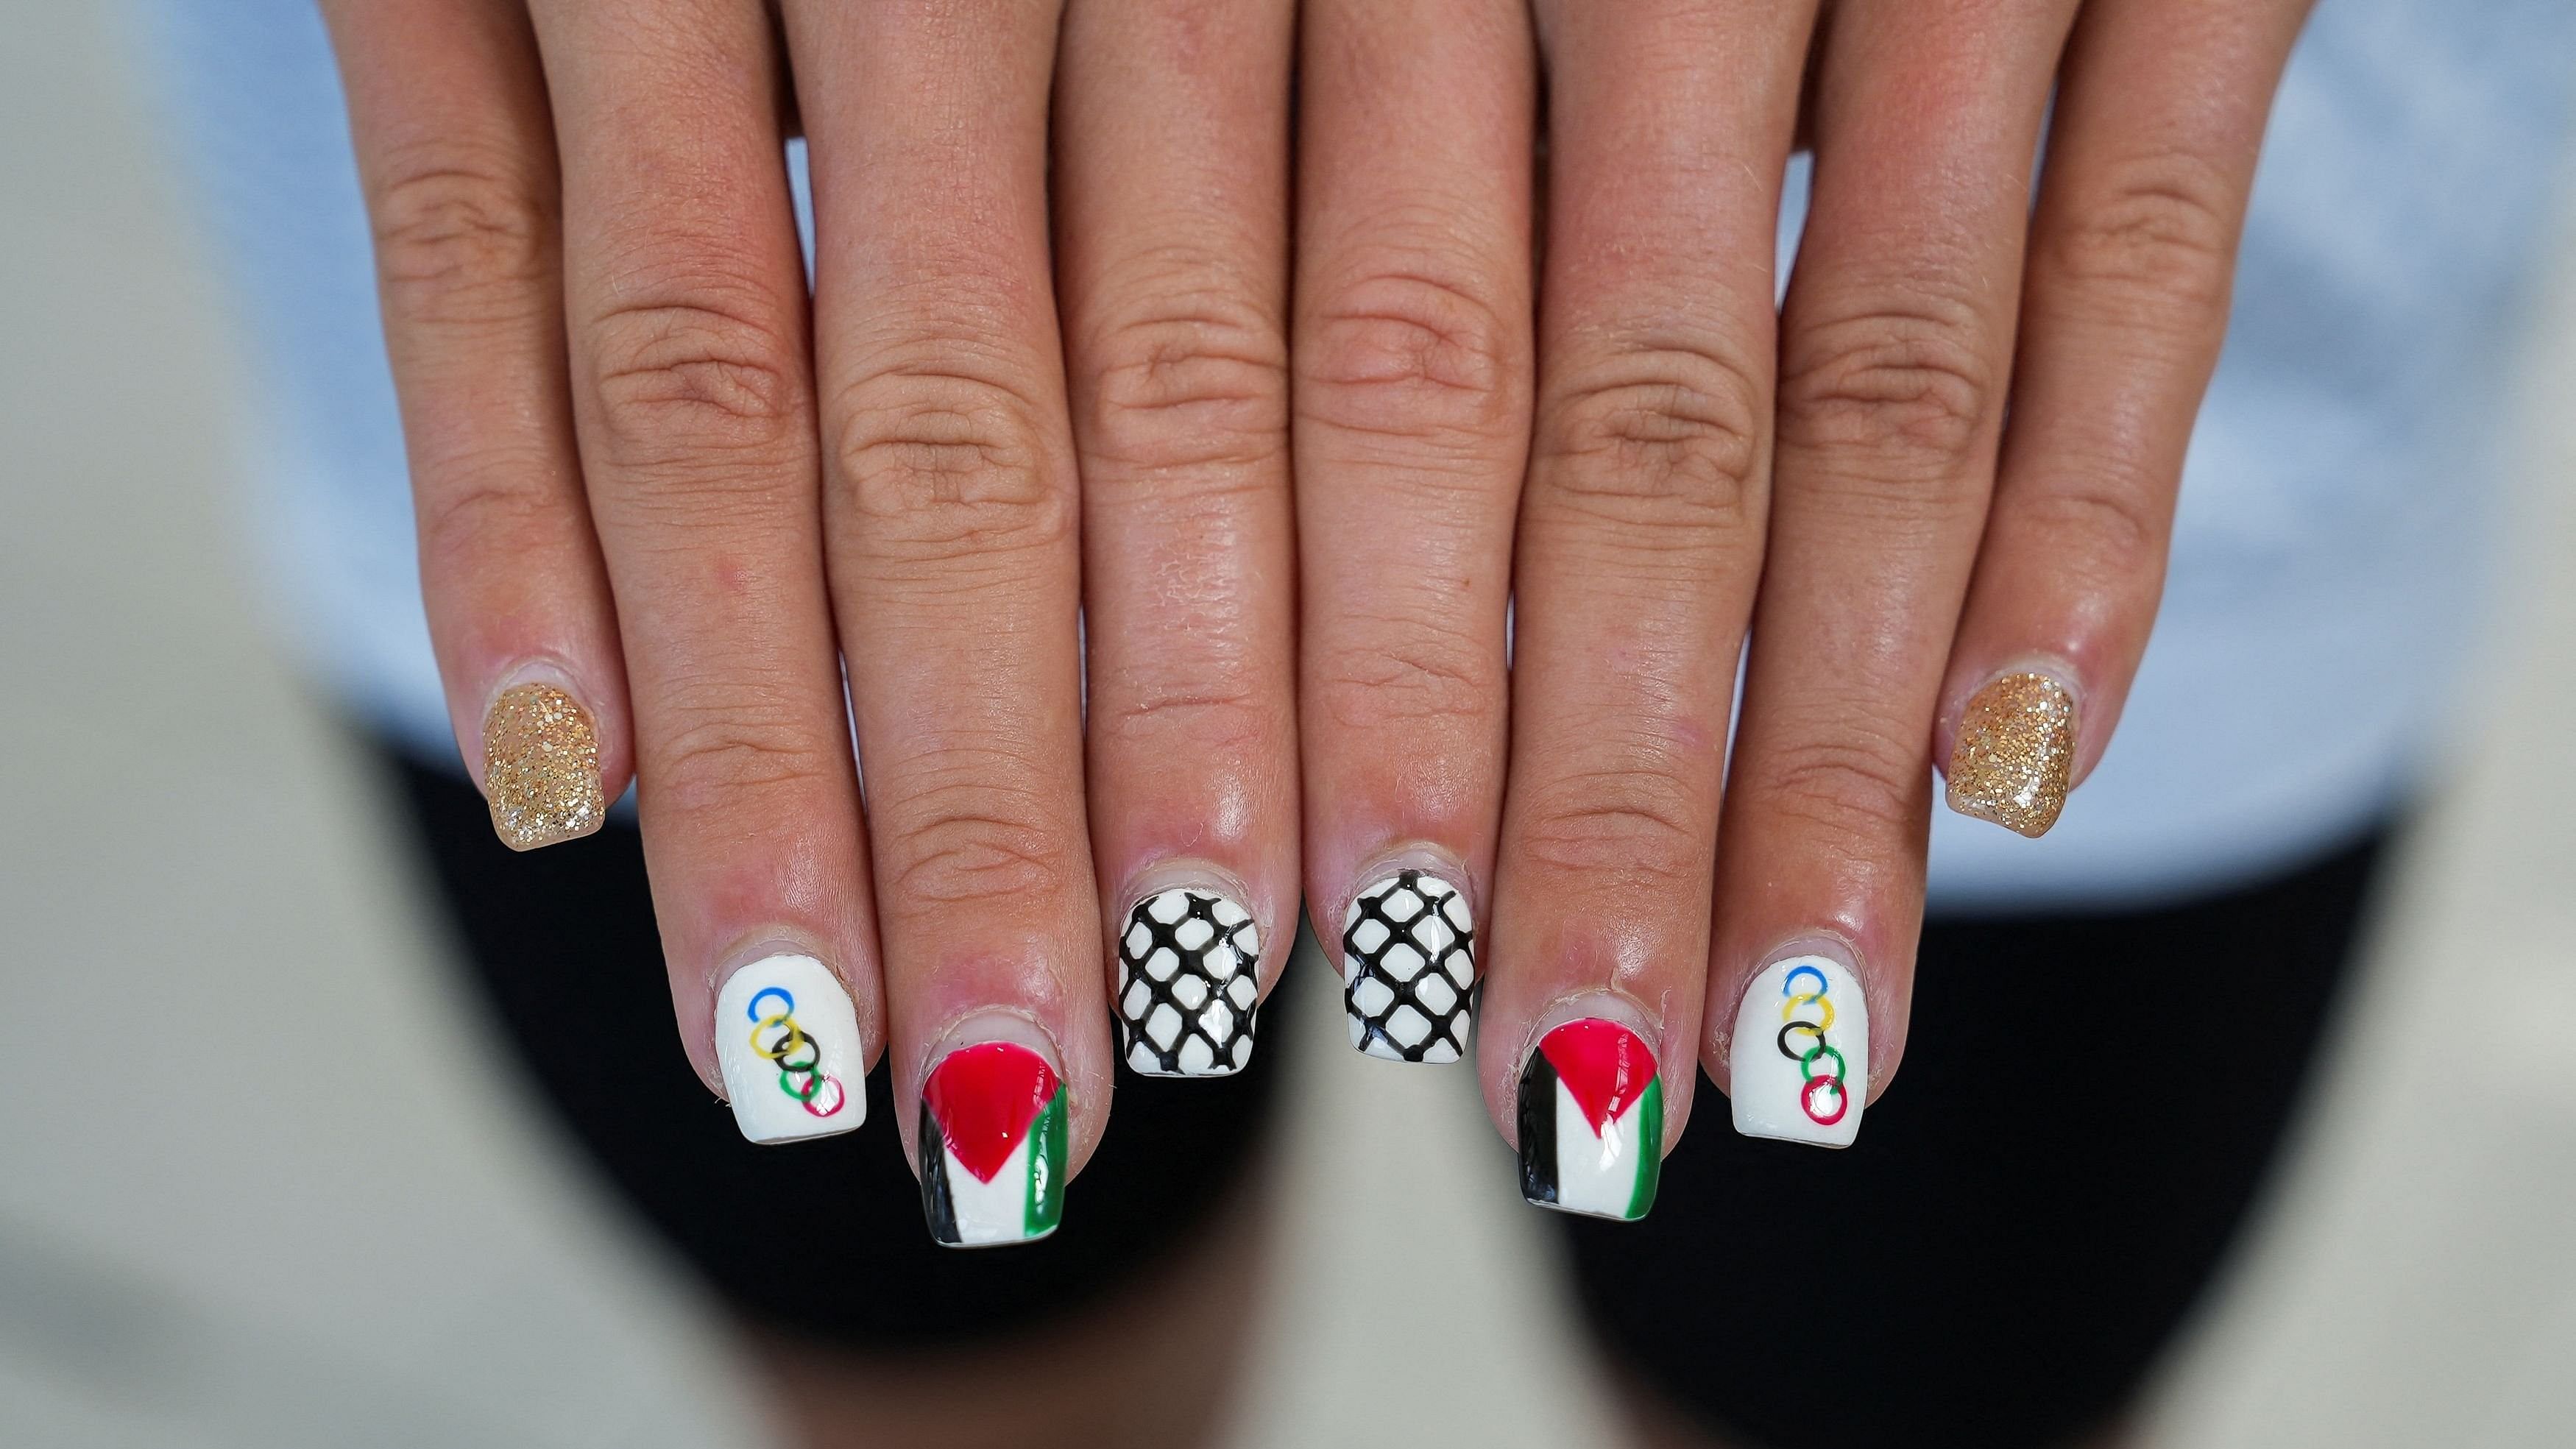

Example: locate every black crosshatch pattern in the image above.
[1117,889,1262,1074]
[1341,871,1476,1062]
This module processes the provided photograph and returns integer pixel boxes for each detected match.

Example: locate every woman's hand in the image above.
[323,0,1297,1244]
[1296,0,2310,1210]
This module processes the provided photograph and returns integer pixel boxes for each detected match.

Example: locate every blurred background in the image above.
[7,5,2576,1446]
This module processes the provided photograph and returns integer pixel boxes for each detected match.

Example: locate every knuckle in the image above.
[587,294,803,460]
[1535,342,1766,531]
[414,449,561,573]
[2018,478,2166,582]
[2048,151,2240,311]
[1515,769,1707,885]
[1311,626,1498,734]
[1757,729,1926,847]
[1094,677,1268,754]
[368,152,548,325]
[1083,293,1289,475]
[1780,301,1995,472]
[654,706,839,814]
[831,363,1071,556]
[880,777,1078,907]
[1297,257,1519,443]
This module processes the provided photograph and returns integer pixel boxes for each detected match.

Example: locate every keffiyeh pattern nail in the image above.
[1116,888,1261,1076]
[1342,870,1476,1063]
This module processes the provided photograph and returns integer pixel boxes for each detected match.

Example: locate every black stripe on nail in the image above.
[1517,1047,1560,1208]
[918,1095,961,1247]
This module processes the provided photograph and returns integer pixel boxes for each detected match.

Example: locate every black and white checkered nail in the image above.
[1116,888,1261,1077]
[1342,871,1476,1063]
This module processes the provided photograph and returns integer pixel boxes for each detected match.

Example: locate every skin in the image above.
[1301,0,2313,1185]
[327,0,2313,1440]
[324,0,1289,1438]
[322,0,1298,1168]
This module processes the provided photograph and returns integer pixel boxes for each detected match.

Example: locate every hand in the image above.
[322,0,1297,1243]
[1296,0,2310,1208]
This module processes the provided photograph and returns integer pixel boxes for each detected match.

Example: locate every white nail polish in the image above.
[1342,870,1476,1063]
[715,954,866,1144]
[1730,954,1867,1148]
[1116,888,1262,1077]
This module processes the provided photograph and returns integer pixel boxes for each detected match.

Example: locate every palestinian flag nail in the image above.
[1729,954,1869,1148]
[1116,888,1261,1076]
[714,954,864,1145]
[919,1042,1068,1247]
[1342,870,1476,1063]
[1517,1018,1661,1222]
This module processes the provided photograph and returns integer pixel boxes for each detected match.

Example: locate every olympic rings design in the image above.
[747,986,845,1118]
[1775,968,1848,1127]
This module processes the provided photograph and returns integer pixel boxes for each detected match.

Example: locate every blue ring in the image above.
[1781,964,1827,1000]
[747,985,796,1021]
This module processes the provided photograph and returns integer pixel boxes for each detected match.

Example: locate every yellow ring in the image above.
[752,1012,807,1062]
[1779,991,1835,1032]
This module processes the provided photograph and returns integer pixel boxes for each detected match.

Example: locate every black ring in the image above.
[1777,1020,1827,1061]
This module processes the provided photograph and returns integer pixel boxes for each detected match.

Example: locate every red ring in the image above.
[1800,1074,1847,1126]
[804,1075,847,1118]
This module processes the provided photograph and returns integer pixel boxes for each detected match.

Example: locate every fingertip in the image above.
[1722,943,1871,1149]
[1940,662,2078,838]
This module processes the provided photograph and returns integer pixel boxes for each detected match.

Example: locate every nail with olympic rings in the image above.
[714,954,866,1144]
[1727,948,1870,1149]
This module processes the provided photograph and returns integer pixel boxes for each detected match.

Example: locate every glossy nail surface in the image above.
[1116,888,1261,1077]
[1342,870,1476,1063]
[715,954,864,1144]
[1517,1019,1660,1221]
[1730,954,1867,1148]
[1946,670,2076,837]
[919,1042,1067,1247]
[482,681,604,850]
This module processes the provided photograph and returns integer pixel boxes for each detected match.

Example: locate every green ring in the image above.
[1800,1042,1848,1085]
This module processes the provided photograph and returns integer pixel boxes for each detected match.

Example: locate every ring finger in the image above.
[785,0,1104,1247]
[1707,0,2080,1147]
[1487,0,1813,1221]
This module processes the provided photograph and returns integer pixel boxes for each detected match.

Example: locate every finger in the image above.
[785,0,1105,1244]
[322,0,631,849]
[529,0,881,1140]
[1708,0,2078,1147]
[1485,0,1812,1220]
[1296,0,1537,1066]
[1939,0,2311,836]
[1055,0,1296,1080]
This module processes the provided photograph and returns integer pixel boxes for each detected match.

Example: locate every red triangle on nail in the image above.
[924,1042,1061,1183]
[1538,1019,1655,1139]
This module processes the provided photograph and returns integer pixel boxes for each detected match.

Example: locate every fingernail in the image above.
[715,953,865,1144]
[1517,1018,1661,1222]
[919,1041,1068,1248]
[1115,887,1261,1077]
[1730,952,1868,1148]
[1947,669,2076,837]
[482,681,605,850]
[1342,869,1476,1063]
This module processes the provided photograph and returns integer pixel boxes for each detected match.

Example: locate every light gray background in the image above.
[6,7,2575,1445]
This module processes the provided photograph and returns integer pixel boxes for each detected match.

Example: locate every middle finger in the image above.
[1056,0,1298,1080]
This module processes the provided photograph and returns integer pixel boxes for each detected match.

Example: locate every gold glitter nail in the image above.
[1946,671,2076,838]
[483,682,604,851]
